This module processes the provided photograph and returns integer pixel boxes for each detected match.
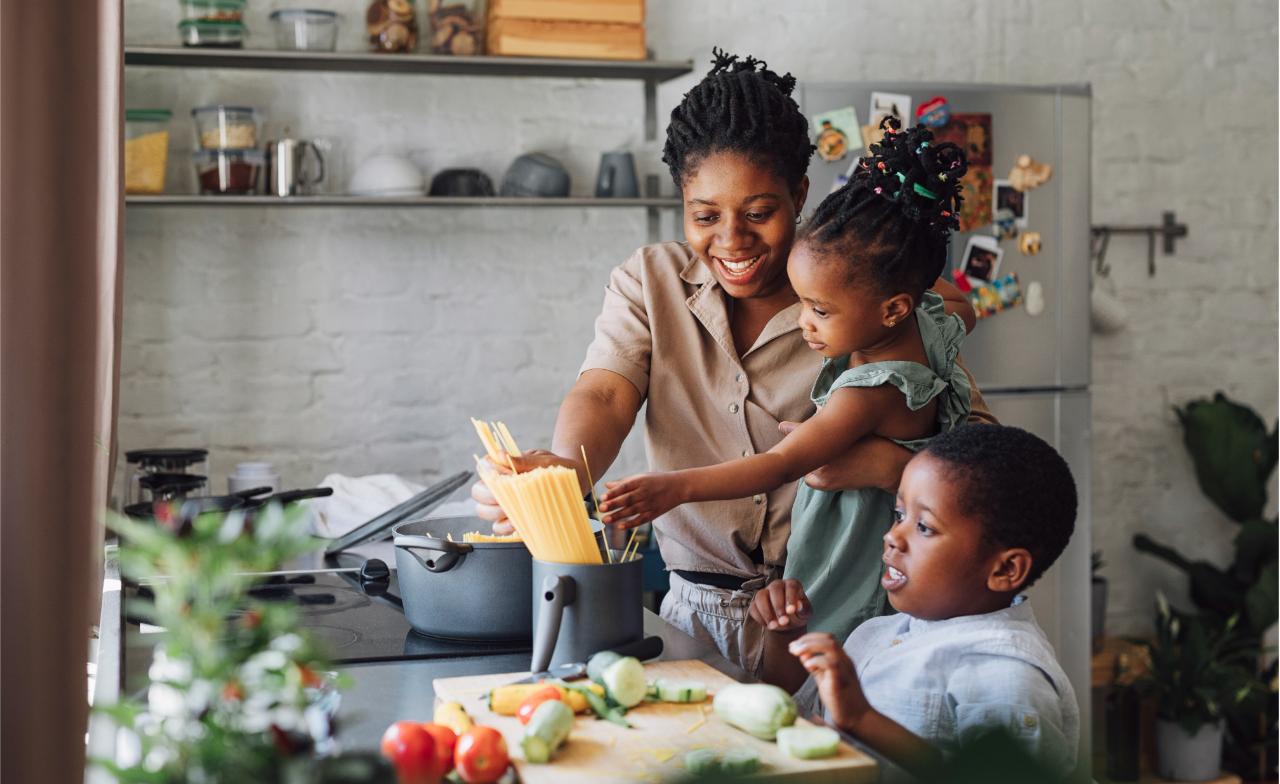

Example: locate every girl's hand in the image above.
[750,578,814,632]
[472,449,579,534]
[789,633,872,734]
[598,472,688,529]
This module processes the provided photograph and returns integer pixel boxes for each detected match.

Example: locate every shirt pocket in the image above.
[955,702,1045,751]
[878,688,944,742]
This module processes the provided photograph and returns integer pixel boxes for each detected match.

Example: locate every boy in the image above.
[751,425,1080,776]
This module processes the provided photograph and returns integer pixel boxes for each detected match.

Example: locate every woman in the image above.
[474,51,997,675]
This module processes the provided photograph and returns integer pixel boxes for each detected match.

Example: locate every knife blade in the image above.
[499,635,665,688]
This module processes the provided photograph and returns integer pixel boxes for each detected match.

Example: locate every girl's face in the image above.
[682,151,808,300]
[789,242,903,358]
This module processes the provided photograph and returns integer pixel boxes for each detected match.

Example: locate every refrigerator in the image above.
[800,82,1093,777]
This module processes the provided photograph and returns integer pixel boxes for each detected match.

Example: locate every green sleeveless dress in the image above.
[783,290,973,642]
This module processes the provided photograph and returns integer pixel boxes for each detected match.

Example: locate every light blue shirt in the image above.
[793,598,1079,773]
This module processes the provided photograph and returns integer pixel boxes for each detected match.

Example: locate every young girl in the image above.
[600,118,974,643]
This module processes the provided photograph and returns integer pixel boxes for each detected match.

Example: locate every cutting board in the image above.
[433,659,878,783]
[485,19,646,61]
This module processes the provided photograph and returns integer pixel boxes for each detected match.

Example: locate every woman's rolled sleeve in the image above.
[580,252,653,399]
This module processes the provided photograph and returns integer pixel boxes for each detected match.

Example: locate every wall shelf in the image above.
[126,195,683,208]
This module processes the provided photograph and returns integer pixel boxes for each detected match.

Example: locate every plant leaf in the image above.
[1176,393,1278,523]
[1245,561,1279,635]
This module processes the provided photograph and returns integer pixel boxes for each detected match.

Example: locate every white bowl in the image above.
[348,154,424,197]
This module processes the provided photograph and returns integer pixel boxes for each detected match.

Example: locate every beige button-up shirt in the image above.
[580,242,995,579]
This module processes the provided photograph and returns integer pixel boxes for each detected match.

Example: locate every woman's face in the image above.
[682,151,808,300]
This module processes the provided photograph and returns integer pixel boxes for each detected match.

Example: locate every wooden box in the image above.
[488,0,644,24]
[486,18,645,60]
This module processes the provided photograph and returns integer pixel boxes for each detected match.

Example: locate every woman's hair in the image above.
[663,49,815,191]
[800,117,969,301]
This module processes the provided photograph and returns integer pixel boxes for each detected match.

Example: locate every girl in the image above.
[599,117,974,643]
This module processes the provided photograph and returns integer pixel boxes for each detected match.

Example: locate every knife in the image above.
[499,635,665,688]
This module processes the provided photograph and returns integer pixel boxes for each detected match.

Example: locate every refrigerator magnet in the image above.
[1019,231,1043,255]
[994,179,1028,227]
[1008,154,1053,192]
[915,96,951,128]
[960,234,1003,284]
[1025,281,1045,316]
[993,208,1018,240]
[869,92,913,132]
[814,106,860,162]
[965,272,1024,319]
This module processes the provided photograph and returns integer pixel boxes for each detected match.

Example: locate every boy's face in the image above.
[882,452,1027,620]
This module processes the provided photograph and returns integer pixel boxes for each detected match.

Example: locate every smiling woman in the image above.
[471,51,999,676]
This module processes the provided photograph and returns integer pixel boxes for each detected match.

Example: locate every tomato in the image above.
[454,725,509,784]
[420,722,456,773]
[381,722,443,784]
[516,686,562,725]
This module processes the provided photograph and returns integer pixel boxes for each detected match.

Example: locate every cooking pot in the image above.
[393,515,532,641]
[530,551,644,672]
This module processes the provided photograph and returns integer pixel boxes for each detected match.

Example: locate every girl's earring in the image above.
[888,320,896,327]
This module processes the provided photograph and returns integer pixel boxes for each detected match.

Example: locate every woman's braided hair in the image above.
[663,48,815,190]
[800,116,969,301]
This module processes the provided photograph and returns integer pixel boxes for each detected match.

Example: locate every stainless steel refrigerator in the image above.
[800,82,1093,776]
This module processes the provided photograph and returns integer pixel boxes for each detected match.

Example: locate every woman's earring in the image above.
[795,215,802,225]
[888,320,896,327]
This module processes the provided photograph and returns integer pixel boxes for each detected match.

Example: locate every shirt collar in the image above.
[678,246,713,286]
[906,595,1034,634]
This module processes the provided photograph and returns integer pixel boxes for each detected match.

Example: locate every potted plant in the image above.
[1135,594,1265,781]
[1092,550,1107,653]
[1134,392,1278,779]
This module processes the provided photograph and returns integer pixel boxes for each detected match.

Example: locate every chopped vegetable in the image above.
[520,699,575,763]
[684,747,721,776]
[517,686,563,725]
[586,650,624,685]
[488,682,596,715]
[600,656,647,707]
[434,702,473,735]
[720,747,761,775]
[712,683,797,740]
[653,677,707,703]
[550,679,631,728]
[776,726,841,759]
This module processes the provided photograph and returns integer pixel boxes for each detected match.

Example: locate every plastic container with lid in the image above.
[271,9,340,51]
[124,109,172,195]
[427,0,485,55]
[193,149,264,194]
[191,105,262,150]
[180,0,246,22]
[179,19,247,47]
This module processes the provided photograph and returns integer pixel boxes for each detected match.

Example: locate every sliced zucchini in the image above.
[776,726,840,759]
[586,650,624,685]
[520,699,575,763]
[653,677,707,703]
[684,748,721,776]
[600,656,647,708]
[720,747,761,775]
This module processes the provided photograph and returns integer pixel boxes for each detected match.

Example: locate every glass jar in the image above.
[178,19,247,47]
[270,9,340,51]
[191,105,262,150]
[124,109,172,195]
[366,0,418,53]
[428,0,485,55]
[179,0,246,23]
[193,149,264,194]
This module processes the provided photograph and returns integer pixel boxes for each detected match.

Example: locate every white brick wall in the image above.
[121,0,1277,634]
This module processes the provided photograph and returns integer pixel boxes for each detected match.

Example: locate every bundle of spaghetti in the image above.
[475,461,602,565]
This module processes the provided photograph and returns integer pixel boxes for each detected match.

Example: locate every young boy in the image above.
[751,425,1080,776]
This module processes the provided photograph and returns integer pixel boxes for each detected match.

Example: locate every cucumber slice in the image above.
[684,748,721,776]
[520,700,575,763]
[600,656,647,708]
[720,747,761,775]
[776,726,840,759]
[654,678,707,703]
[586,650,624,685]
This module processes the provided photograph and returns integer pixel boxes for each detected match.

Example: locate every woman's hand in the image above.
[598,472,689,529]
[778,421,913,494]
[470,449,582,535]
[789,633,872,734]
[749,578,813,632]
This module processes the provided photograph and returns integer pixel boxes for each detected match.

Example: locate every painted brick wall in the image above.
[121,0,1277,633]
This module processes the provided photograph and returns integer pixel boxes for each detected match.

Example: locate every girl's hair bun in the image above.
[707,47,798,97]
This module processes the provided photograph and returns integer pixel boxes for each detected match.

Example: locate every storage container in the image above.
[191,105,262,150]
[124,109,172,195]
[366,0,418,53]
[179,0,246,23]
[270,9,340,51]
[193,149,264,194]
[428,0,485,55]
[179,19,247,47]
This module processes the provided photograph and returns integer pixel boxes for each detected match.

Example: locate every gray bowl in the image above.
[500,153,570,198]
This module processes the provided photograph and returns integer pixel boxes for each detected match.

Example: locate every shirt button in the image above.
[753,495,763,504]
[719,599,730,607]
[742,450,750,457]
[1023,715,1037,727]
[729,403,740,413]
[736,373,745,382]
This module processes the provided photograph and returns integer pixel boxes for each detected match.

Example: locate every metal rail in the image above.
[1091,211,1188,276]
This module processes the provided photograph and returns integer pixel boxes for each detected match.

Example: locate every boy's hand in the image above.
[789,633,872,734]
[750,578,813,632]
[599,472,688,529]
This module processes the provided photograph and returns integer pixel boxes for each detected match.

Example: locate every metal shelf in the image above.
[126,195,683,208]
[123,46,693,82]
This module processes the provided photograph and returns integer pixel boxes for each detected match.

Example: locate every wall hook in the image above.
[1090,211,1188,277]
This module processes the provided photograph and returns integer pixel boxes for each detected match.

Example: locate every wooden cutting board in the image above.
[485,19,646,61]
[433,659,878,783]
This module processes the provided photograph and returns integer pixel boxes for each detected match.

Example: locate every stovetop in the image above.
[260,571,532,664]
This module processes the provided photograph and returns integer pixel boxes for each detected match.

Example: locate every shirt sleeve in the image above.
[792,674,824,719]
[946,655,1074,772]
[958,361,1000,425]
[579,249,653,399]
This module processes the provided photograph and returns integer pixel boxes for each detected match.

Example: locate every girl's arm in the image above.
[931,277,977,334]
[598,384,902,528]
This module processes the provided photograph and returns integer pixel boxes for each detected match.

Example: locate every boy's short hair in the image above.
[921,425,1077,588]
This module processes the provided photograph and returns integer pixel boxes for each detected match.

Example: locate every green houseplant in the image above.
[1133,392,1278,779]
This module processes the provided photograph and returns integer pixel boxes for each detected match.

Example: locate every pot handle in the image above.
[530,574,576,674]
[393,534,475,573]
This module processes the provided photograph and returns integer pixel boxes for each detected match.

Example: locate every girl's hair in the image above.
[800,117,969,301]
[663,49,815,191]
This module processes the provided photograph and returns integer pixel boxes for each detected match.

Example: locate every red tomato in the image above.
[380,721,421,760]
[387,722,442,784]
[420,722,457,774]
[516,686,562,725]
[454,726,509,784]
